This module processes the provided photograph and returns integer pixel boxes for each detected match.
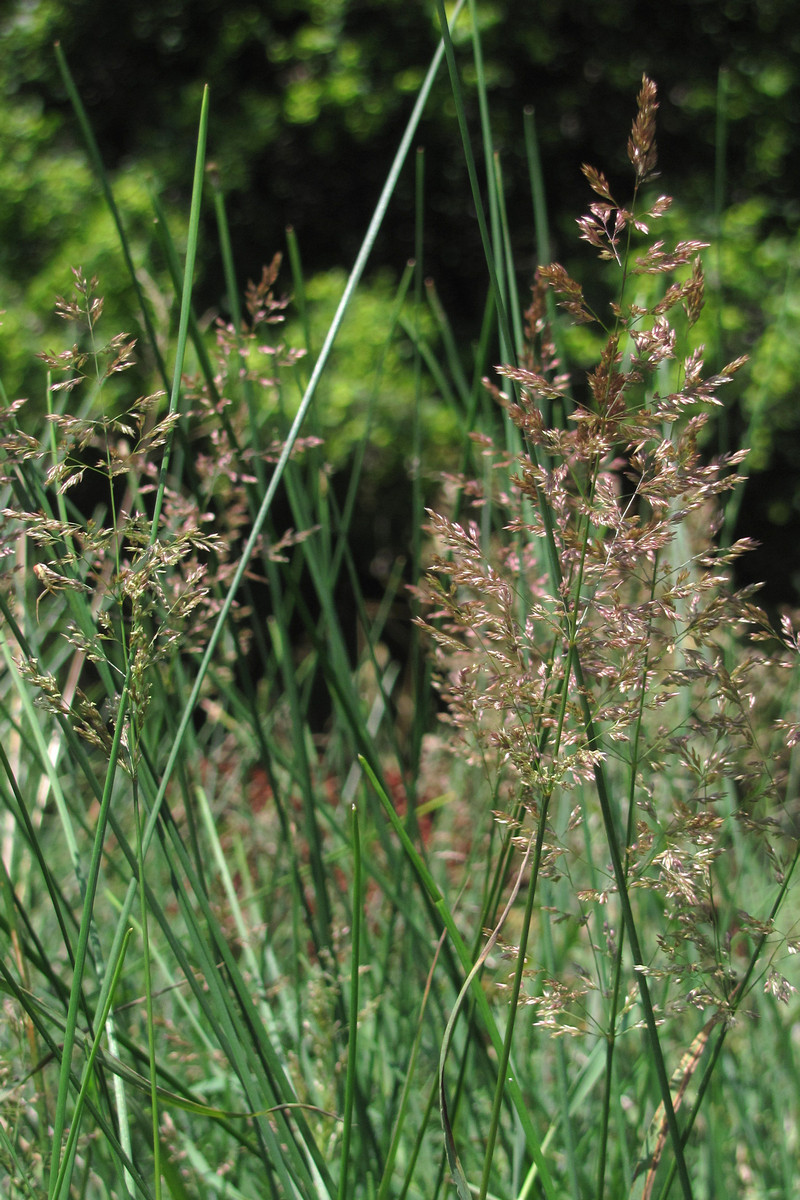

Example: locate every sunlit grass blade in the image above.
[148,183,223,408]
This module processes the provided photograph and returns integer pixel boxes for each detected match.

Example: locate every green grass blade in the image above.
[523,105,552,268]
[375,935,445,1200]
[285,224,313,361]
[149,84,209,540]
[466,0,504,329]
[713,66,729,460]
[337,801,363,1200]
[148,183,223,408]
[103,0,470,906]
[359,756,559,1200]
[48,683,131,1200]
[492,150,524,357]
[53,42,170,394]
[433,0,514,368]
[52,928,134,1200]
[209,166,244,331]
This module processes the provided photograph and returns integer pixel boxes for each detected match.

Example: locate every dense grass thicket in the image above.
[1,14,798,1200]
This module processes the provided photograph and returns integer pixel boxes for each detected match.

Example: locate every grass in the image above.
[1,9,799,1200]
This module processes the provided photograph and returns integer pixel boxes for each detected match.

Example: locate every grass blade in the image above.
[149,85,209,539]
[337,801,363,1200]
[53,42,170,394]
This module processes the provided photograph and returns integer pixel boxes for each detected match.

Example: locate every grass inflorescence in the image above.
[418,74,800,1200]
[0,24,798,1200]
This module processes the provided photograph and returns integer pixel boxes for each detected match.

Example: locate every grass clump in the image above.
[0,38,798,1200]
[418,76,800,1200]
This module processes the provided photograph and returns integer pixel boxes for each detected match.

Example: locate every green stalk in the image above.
[477,506,592,1198]
[493,151,524,357]
[409,143,428,779]
[48,682,130,1200]
[434,0,514,388]
[149,183,224,411]
[467,0,504,336]
[595,556,662,1199]
[360,757,559,1200]
[574,660,694,1200]
[376,935,445,1200]
[476,815,550,1200]
[51,929,133,1200]
[656,833,800,1200]
[134,774,161,1200]
[524,106,551,268]
[285,225,313,363]
[337,802,363,1200]
[523,105,566,421]
[423,277,472,410]
[209,166,243,330]
[149,85,209,541]
[713,66,729,461]
[538,890,583,1198]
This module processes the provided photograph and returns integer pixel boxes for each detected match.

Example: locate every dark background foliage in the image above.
[3,0,800,601]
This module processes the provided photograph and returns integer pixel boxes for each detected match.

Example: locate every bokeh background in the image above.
[3,0,800,603]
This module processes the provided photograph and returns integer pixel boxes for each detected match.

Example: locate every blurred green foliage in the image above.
[280,269,459,477]
[0,86,182,406]
[3,0,800,593]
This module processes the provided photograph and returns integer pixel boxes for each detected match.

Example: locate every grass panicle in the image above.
[417,75,800,1200]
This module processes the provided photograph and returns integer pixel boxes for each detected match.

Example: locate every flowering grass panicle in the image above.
[0,262,314,764]
[418,76,800,1197]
